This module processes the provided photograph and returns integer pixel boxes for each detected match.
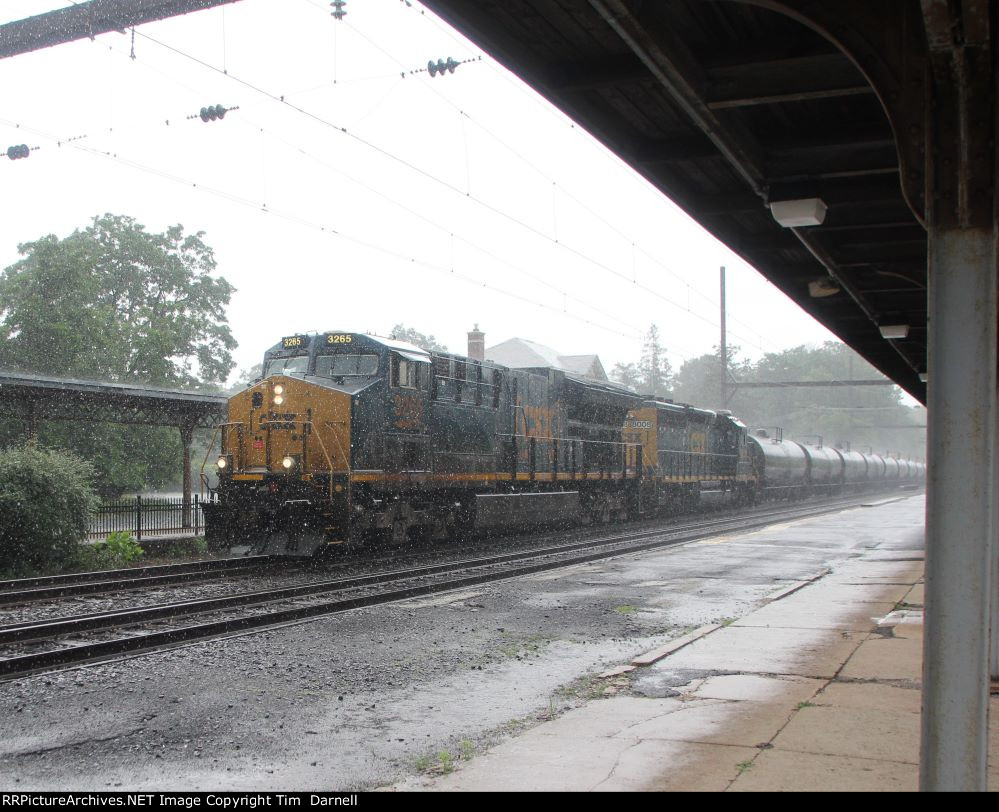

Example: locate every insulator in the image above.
[427,59,438,77]
[6,144,29,160]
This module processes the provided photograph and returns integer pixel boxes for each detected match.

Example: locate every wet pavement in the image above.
[0,495,937,790]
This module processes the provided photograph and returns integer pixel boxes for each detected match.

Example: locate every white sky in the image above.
[0,0,842,382]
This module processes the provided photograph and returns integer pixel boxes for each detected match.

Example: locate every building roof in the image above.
[485,338,608,381]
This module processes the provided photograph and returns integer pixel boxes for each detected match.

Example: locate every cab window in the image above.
[263,355,309,377]
[316,353,379,378]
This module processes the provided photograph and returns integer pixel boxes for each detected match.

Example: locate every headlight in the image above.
[273,385,284,395]
[216,456,228,469]
[282,456,295,470]
[273,395,285,405]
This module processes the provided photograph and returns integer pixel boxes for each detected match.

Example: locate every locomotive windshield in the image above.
[263,354,309,378]
[316,353,379,377]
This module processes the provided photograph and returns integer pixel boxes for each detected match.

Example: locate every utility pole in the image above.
[720,266,727,408]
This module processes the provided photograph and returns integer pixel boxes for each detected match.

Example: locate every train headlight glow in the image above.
[216,457,228,469]
[273,395,285,405]
[282,456,295,470]
[273,385,284,395]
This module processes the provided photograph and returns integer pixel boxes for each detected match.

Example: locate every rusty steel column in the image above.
[922,227,996,792]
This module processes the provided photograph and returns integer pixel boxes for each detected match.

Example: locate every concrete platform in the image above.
[397,496,999,792]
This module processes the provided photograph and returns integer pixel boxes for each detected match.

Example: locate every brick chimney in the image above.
[467,324,485,361]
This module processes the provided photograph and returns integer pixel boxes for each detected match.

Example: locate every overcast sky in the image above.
[0,0,842,382]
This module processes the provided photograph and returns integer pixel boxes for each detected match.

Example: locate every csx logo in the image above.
[626,420,652,429]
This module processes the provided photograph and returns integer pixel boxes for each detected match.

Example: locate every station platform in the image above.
[400,496,999,792]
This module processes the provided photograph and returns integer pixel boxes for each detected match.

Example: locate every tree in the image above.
[0,214,238,496]
[390,324,449,352]
[638,324,673,398]
[0,213,236,386]
[610,362,641,390]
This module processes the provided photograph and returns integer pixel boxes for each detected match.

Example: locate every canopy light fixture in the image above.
[808,277,840,298]
[879,324,910,339]
[919,373,928,382]
[769,198,827,228]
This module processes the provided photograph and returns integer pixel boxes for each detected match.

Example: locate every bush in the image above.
[0,445,99,576]
[78,531,144,571]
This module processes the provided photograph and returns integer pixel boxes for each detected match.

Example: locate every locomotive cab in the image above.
[205,332,432,555]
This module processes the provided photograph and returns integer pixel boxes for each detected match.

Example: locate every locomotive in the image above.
[202,331,923,556]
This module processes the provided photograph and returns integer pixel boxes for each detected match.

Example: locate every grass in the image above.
[735,759,755,775]
[415,750,457,774]
[795,701,815,710]
[614,604,638,614]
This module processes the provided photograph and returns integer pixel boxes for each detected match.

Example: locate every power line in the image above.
[119,1,768,355]
[0,114,644,342]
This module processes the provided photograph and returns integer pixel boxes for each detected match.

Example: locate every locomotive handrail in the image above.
[198,421,246,500]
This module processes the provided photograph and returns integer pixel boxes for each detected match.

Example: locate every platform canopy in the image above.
[422,0,934,404]
[0,369,227,429]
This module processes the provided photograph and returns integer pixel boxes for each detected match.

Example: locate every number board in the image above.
[282,335,309,350]
[325,333,354,345]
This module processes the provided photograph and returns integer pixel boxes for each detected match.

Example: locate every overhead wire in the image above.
[107,5,746,355]
[0,113,643,343]
[397,0,786,354]
[46,0,756,357]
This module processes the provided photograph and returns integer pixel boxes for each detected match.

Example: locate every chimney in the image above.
[467,324,485,361]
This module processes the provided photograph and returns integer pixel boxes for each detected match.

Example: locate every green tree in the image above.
[0,214,237,496]
[390,324,449,352]
[638,324,673,398]
[0,214,236,386]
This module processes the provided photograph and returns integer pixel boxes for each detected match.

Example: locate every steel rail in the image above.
[0,556,273,605]
[0,493,909,680]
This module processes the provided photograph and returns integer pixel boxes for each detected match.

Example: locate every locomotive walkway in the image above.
[398,495,999,792]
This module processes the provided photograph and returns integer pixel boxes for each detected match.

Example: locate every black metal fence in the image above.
[89,495,204,540]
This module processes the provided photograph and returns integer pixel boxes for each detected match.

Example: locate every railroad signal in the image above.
[330,0,347,19]
[6,144,30,160]
[428,57,459,77]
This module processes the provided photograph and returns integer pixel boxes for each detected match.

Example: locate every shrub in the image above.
[79,531,144,571]
[0,445,99,576]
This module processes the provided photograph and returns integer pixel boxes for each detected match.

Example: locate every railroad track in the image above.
[0,493,905,681]
[0,556,275,606]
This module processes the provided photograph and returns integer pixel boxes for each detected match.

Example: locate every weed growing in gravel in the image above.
[459,739,475,760]
[614,605,638,614]
[736,759,755,775]
[437,751,455,773]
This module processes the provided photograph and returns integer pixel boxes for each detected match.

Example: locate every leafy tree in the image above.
[390,324,449,352]
[0,214,236,386]
[0,214,237,496]
[670,341,924,459]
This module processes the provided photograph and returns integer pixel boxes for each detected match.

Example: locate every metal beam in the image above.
[731,379,897,389]
[0,0,243,60]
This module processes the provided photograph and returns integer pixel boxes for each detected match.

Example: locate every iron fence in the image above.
[89,495,203,540]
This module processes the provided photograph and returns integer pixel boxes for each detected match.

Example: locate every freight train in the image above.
[202,331,923,556]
